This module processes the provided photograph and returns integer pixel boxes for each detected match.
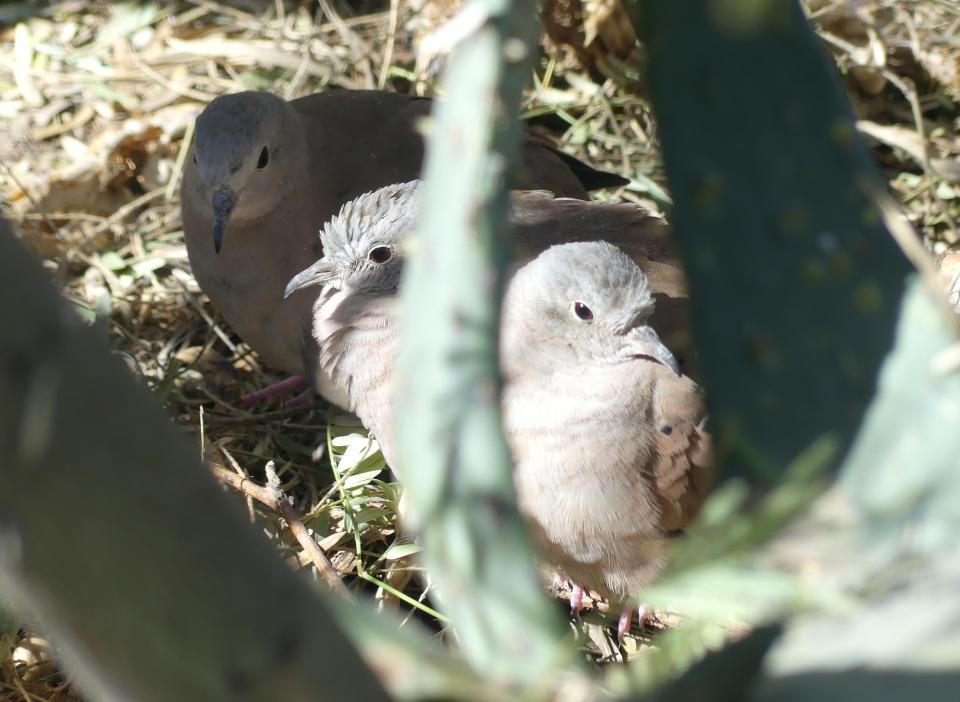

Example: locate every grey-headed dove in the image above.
[284,182,712,635]
[181,90,626,391]
[500,240,712,636]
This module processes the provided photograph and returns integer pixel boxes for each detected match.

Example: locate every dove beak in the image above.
[212,186,236,254]
[627,325,681,376]
[284,259,339,299]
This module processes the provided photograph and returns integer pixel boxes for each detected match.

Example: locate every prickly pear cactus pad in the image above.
[636,0,910,481]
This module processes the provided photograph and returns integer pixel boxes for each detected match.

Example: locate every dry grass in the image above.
[0,0,958,698]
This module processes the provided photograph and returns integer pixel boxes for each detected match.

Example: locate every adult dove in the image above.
[180,90,627,394]
[284,183,712,636]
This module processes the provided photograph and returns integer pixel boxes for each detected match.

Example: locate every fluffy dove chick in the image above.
[500,241,713,636]
[284,184,419,464]
[181,90,626,384]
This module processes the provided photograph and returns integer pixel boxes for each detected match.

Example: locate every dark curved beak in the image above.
[212,187,236,254]
[284,259,339,299]
[626,325,681,376]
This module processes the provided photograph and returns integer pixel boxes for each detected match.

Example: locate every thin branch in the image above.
[211,464,352,602]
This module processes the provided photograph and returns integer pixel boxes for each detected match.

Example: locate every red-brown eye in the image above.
[573,301,593,321]
[368,245,393,264]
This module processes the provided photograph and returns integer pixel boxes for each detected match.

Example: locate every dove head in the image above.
[190,92,306,253]
[284,181,420,300]
[503,241,680,375]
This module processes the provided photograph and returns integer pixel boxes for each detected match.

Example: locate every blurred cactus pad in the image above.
[636,0,910,481]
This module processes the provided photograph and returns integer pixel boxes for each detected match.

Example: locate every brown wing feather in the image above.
[648,373,714,532]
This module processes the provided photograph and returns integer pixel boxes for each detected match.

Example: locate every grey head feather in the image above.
[319,180,422,291]
[193,92,288,183]
[503,241,667,371]
[510,241,655,331]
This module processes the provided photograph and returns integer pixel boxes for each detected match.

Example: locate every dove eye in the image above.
[368,245,393,264]
[573,301,593,322]
[257,145,269,169]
